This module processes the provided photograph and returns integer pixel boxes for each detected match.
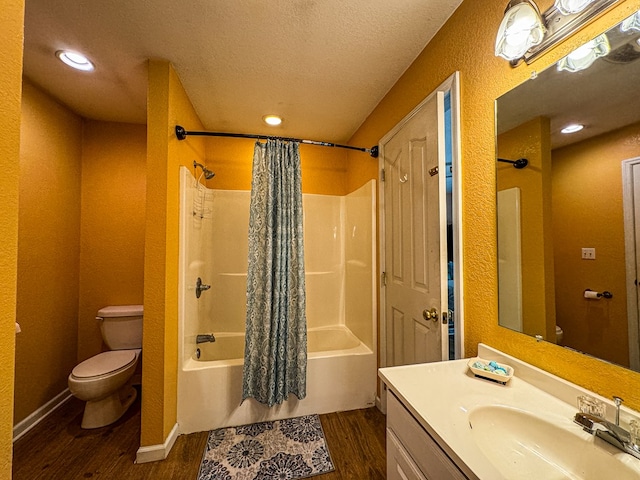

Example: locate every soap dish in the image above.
[467,357,514,384]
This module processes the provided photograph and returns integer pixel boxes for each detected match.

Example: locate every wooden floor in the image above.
[13,391,386,479]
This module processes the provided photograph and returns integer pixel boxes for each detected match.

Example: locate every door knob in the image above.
[423,307,439,322]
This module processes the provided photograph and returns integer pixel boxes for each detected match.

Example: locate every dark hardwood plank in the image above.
[319,408,387,480]
[13,392,386,480]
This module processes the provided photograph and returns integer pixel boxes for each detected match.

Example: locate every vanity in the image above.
[379,344,640,480]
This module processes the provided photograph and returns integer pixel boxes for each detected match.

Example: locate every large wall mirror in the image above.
[496,10,640,372]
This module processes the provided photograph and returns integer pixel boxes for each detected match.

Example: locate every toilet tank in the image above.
[97,305,143,350]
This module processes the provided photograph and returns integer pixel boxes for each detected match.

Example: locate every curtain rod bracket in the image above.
[175,125,378,158]
[497,157,528,169]
[176,125,187,140]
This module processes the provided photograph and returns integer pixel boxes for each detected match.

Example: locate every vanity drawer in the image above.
[387,391,468,480]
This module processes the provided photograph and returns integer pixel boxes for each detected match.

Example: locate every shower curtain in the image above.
[242,139,307,406]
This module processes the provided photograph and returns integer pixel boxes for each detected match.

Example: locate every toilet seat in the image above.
[71,350,139,379]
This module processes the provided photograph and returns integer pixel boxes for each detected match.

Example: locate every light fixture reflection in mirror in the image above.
[495,12,640,372]
[620,10,640,32]
[557,34,610,72]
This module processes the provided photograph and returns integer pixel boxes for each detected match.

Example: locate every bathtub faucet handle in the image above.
[196,333,216,344]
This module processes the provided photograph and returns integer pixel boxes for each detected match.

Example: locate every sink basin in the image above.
[468,405,639,480]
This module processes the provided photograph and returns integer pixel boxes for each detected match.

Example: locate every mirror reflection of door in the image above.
[497,187,523,332]
[622,157,640,371]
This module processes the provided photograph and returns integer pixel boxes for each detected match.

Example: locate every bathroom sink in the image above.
[468,405,639,480]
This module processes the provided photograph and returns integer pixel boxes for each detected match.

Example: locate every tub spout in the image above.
[196,333,216,344]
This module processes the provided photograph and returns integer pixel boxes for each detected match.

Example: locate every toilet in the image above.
[68,305,143,429]
[556,325,564,345]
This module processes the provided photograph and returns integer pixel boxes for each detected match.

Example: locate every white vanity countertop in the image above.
[379,345,640,480]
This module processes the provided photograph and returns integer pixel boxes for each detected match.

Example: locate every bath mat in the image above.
[197,414,334,480]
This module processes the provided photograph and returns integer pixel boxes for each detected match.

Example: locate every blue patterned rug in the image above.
[197,414,335,480]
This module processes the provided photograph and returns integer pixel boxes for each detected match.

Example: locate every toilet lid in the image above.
[72,350,137,378]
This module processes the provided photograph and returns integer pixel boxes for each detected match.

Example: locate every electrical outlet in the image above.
[582,248,596,260]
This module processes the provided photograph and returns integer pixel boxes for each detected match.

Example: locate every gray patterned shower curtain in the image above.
[242,139,307,406]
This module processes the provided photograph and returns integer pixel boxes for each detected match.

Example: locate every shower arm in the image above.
[193,161,215,180]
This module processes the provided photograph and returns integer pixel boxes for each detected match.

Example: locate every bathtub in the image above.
[177,325,376,434]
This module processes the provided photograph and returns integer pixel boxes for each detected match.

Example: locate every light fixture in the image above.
[495,0,545,62]
[561,123,584,133]
[55,50,94,71]
[620,10,640,33]
[263,115,282,126]
[554,0,596,15]
[495,0,620,65]
[557,34,610,72]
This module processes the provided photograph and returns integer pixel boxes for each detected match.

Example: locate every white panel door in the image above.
[381,91,447,367]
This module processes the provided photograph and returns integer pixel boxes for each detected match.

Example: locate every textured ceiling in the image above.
[23,0,463,143]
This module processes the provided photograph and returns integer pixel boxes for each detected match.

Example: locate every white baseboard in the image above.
[135,423,179,464]
[13,389,73,443]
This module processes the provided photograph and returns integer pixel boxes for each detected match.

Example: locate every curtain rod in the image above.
[175,125,379,158]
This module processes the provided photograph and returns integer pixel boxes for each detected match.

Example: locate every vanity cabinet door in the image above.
[388,429,428,480]
[387,392,469,480]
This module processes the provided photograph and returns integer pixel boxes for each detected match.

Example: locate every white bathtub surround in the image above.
[178,168,377,433]
[379,344,640,480]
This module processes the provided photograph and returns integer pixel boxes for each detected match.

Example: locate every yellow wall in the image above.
[143,60,206,446]
[552,121,640,367]
[0,0,24,473]
[78,120,146,362]
[347,0,640,408]
[497,117,555,340]
[15,82,83,424]
[203,137,348,195]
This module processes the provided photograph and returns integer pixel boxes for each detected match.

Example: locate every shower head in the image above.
[193,161,215,180]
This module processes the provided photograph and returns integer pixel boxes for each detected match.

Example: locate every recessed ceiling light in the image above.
[56,50,94,71]
[561,123,584,134]
[263,115,282,126]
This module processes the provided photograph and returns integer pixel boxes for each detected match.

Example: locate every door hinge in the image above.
[381,168,386,182]
[381,271,387,287]
[429,166,439,177]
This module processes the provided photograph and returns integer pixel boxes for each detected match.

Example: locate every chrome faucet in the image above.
[196,333,216,344]
[574,403,640,460]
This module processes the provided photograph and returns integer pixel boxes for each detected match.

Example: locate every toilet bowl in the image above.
[556,325,564,345]
[68,350,140,428]
[68,305,143,429]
